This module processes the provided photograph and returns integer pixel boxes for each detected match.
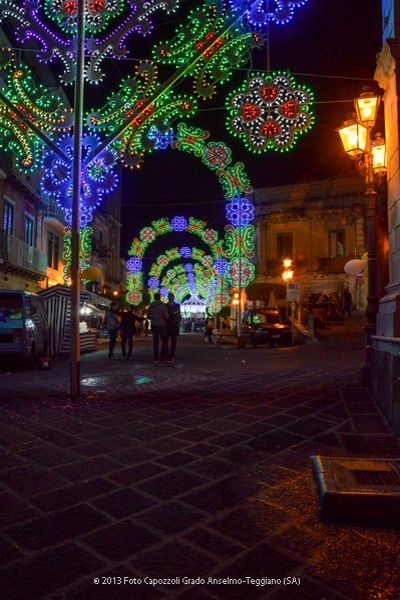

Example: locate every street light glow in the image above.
[371,133,387,175]
[355,92,380,128]
[337,120,367,158]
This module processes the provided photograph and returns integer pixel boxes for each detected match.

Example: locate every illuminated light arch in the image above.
[146,246,229,312]
[126,218,226,306]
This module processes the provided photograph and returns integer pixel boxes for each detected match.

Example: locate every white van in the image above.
[0,290,48,363]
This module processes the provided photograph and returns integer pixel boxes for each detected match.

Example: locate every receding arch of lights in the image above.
[126,217,226,306]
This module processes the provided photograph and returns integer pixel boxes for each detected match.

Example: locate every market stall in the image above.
[38,285,110,355]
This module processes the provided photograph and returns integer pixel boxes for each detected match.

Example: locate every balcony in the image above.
[0,231,47,279]
[318,256,349,273]
[45,202,67,224]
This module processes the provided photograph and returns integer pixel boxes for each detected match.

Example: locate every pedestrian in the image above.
[344,288,352,318]
[120,307,143,358]
[205,314,215,343]
[106,301,120,359]
[148,292,169,363]
[166,292,181,362]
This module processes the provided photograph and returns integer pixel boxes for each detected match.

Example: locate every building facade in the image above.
[0,153,124,297]
[252,176,386,310]
[372,0,400,429]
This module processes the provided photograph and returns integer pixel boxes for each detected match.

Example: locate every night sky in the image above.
[117,0,382,256]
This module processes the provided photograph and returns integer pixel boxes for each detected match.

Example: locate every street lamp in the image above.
[282,258,295,344]
[337,90,387,384]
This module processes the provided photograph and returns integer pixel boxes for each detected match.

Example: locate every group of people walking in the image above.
[106,292,181,363]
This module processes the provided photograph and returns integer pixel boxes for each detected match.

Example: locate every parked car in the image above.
[0,290,48,364]
[241,307,291,348]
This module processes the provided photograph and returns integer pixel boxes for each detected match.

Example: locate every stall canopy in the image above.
[38,285,110,355]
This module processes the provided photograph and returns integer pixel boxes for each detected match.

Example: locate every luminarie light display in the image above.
[226,72,314,153]
[0,0,314,303]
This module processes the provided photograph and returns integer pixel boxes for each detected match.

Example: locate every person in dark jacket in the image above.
[343,288,352,318]
[148,292,169,362]
[166,292,181,362]
[120,307,143,358]
[106,302,120,359]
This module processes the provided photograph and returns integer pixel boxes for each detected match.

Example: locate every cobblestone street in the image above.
[1,318,399,600]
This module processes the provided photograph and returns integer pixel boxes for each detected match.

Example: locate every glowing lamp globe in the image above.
[283,258,292,269]
[372,133,387,176]
[337,120,367,158]
[344,259,366,276]
[282,269,294,282]
[355,92,380,128]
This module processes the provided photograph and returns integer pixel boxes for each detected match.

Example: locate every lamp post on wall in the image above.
[337,90,387,385]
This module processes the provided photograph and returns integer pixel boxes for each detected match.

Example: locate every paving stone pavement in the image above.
[0,318,399,600]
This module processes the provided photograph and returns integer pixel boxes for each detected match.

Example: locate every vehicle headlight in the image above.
[25,318,35,331]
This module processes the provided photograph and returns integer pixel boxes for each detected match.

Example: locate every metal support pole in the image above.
[70,0,85,398]
[291,301,296,345]
[361,143,378,385]
[237,205,242,348]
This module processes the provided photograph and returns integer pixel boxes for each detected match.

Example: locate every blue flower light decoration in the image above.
[184,263,194,272]
[179,246,192,258]
[160,286,169,296]
[225,197,255,227]
[171,216,188,232]
[228,0,308,28]
[147,125,175,150]
[41,133,118,227]
[214,258,228,276]
[148,276,160,288]
[127,257,143,273]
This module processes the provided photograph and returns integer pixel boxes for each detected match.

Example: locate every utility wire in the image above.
[0,45,376,81]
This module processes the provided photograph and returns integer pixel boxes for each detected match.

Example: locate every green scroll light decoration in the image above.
[0,48,72,172]
[152,1,263,100]
[226,71,314,153]
[87,62,198,169]
[63,225,94,282]
[126,217,226,307]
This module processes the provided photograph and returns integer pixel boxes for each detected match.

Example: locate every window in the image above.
[329,230,345,257]
[276,233,293,260]
[47,231,60,269]
[24,214,35,246]
[3,198,14,234]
